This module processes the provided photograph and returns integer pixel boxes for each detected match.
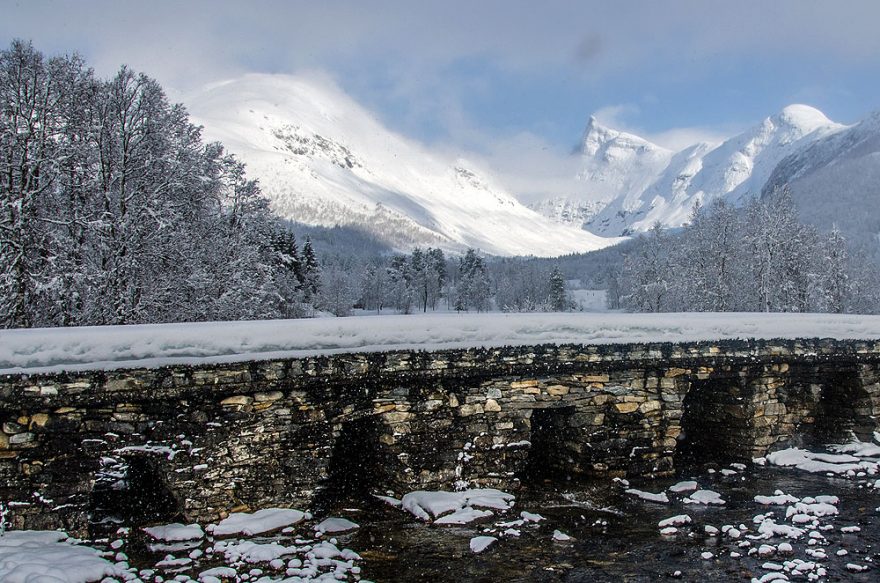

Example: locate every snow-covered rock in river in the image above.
[209,508,308,537]
[469,536,497,553]
[400,488,515,523]
[684,490,726,505]
[625,488,670,504]
[314,517,360,534]
[143,523,204,542]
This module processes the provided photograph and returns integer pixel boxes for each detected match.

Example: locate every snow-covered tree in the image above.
[620,223,673,312]
[318,264,359,316]
[816,226,849,313]
[677,200,745,311]
[0,41,72,327]
[359,261,387,314]
[616,185,878,315]
[0,42,319,328]
[455,249,490,312]
[425,247,446,311]
[386,254,413,313]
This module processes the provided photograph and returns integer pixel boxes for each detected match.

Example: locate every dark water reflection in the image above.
[81,447,880,582]
[347,461,879,582]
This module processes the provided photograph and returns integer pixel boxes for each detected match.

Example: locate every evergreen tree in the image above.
[273,229,302,285]
[410,247,428,312]
[301,237,320,301]
[548,265,567,311]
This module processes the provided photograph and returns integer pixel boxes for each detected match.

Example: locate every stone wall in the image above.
[1,338,879,536]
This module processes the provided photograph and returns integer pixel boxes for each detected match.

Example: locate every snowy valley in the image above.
[186,74,880,255]
[187,74,618,257]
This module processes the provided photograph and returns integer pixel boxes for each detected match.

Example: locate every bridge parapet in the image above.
[1,338,879,535]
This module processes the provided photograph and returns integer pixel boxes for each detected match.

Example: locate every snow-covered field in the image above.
[2,312,879,374]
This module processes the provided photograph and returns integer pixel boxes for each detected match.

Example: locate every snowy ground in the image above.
[2,312,879,374]
[568,288,609,312]
[0,508,363,583]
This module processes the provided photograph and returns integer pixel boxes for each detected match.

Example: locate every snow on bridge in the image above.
[2,312,880,374]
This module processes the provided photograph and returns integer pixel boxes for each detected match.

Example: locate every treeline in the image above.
[319,247,570,316]
[0,41,575,329]
[0,41,320,328]
[13,41,872,327]
[615,188,880,313]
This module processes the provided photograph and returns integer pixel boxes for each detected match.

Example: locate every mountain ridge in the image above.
[575,104,846,236]
[187,75,877,256]
[186,73,620,257]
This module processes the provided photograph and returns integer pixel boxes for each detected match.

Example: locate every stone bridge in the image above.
[2,338,879,536]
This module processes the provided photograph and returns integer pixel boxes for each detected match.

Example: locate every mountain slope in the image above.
[186,74,619,257]
[763,111,880,255]
[577,116,674,204]
[534,105,845,236]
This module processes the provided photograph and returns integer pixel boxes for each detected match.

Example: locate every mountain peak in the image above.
[771,104,834,133]
[582,115,614,153]
[581,115,666,157]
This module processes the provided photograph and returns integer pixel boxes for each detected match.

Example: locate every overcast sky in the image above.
[4,0,880,201]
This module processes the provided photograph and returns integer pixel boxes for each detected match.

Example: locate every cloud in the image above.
[470,132,584,205]
[8,1,880,90]
[592,104,642,130]
[647,127,729,151]
[593,103,731,150]
[4,0,877,204]
[573,33,603,65]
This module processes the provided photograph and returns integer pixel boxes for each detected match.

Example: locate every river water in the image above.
[8,442,877,582]
[342,455,879,582]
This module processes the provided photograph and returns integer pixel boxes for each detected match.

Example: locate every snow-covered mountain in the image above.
[763,111,880,255]
[535,105,845,236]
[526,196,606,229]
[186,74,619,257]
[577,116,674,206]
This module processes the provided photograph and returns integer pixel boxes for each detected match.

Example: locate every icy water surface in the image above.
[3,442,878,582]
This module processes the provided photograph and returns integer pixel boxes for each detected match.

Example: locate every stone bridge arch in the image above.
[2,338,880,535]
